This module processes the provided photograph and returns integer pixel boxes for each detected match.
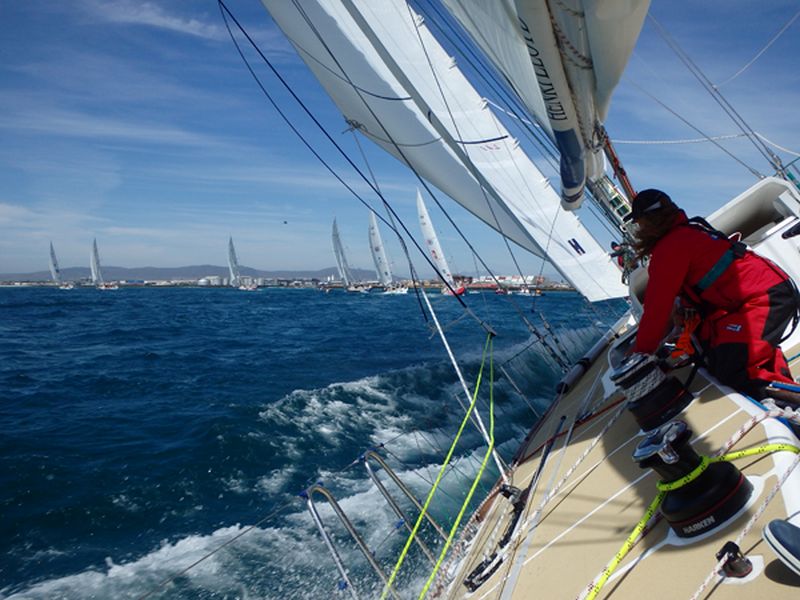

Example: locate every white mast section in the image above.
[90,239,103,285]
[228,237,241,287]
[332,219,355,286]
[368,212,393,286]
[49,242,62,284]
[416,191,456,289]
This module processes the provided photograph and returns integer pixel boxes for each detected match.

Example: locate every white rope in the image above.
[688,405,800,600]
[715,10,800,88]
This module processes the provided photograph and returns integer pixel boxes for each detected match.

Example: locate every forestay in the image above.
[261,0,628,302]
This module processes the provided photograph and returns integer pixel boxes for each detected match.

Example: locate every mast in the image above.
[416,191,456,288]
[368,212,392,286]
[227,236,241,287]
[90,239,103,286]
[49,242,62,284]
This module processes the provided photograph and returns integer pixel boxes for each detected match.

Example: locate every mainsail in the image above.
[260,0,628,302]
[416,191,457,290]
[228,236,241,287]
[49,242,62,284]
[332,219,355,286]
[368,212,392,286]
[90,239,104,285]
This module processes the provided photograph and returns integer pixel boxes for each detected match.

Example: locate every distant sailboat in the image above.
[91,239,118,290]
[228,236,257,291]
[332,219,367,293]
[49,242,74,290]
[416,190,465,296]
[368,212,407,295]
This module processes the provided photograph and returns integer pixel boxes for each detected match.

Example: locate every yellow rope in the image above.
[714,442,800,462]
[417,336,495,599]
[584,491,666,600]
[380,333,494,599]
[586,442,800,599]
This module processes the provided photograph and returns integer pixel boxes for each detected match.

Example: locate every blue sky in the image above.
[1,1,799,277]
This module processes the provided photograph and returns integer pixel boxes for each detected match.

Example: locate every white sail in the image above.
[441,0,649,205]
[332,219,354,286]
[260,0,628,302]
[368,212,392,286]
[228,236,241,287]
[90,239,103,285]
[416,191,457,289]
[49,242,62,284]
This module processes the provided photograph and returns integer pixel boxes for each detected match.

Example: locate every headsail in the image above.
[49,242,62,284]
[228,236,241,287]
[416,191,456,289]
[441,0,650,206]
[332,219,355,286]
[368,212,392,286]
[90,239,104,285]
[260,0,628,302]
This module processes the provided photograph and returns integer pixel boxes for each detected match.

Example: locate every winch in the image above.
[611,352,693,432]
[633,420,753,538]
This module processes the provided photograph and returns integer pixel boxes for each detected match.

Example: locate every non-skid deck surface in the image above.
[443,342,800,599]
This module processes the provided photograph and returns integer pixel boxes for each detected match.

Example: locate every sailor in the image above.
[626,188,800,403]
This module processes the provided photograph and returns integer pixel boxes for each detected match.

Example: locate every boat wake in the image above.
[2,325,602,600]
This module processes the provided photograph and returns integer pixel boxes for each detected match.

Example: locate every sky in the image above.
[1,1,799,278]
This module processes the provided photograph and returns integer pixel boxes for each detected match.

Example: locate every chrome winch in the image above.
[611,352,694,432]
[633,420,753,538]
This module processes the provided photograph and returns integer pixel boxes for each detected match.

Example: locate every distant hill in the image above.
[0,265,378,282]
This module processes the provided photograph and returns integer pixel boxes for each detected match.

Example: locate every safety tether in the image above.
[380,333,495,599]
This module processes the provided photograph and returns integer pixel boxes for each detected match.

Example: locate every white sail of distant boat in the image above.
[227,236,241,287]
[50,242,74,290]
[416,190,464,295]
[332,218,356,287]
[261,0,628,302]
[90,239,117,290]
[90,239,103,285]
[368,212,392,286]
[49,242,62,284]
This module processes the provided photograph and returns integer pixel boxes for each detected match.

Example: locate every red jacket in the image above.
[634,212,787,353]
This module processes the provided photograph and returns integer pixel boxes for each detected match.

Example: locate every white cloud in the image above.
[82,0,226,40]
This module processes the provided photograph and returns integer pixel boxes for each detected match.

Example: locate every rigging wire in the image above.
[625,80,764,179]
[715,9,800,88]
[218,0,492,330]
[648,14,784,175]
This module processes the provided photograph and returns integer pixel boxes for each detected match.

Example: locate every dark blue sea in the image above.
[0,287,626,599]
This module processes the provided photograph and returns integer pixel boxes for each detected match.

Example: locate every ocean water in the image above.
[0,287,626,599]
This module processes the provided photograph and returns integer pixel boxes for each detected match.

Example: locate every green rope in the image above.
[380,333,494,599]
[584,491,666,600]
[418,336,495,599]
[586,442,800,599]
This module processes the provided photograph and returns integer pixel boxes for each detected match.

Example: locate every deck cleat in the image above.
[611,353,694,432]
[716,541,753,578]
[633,420,753,538]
